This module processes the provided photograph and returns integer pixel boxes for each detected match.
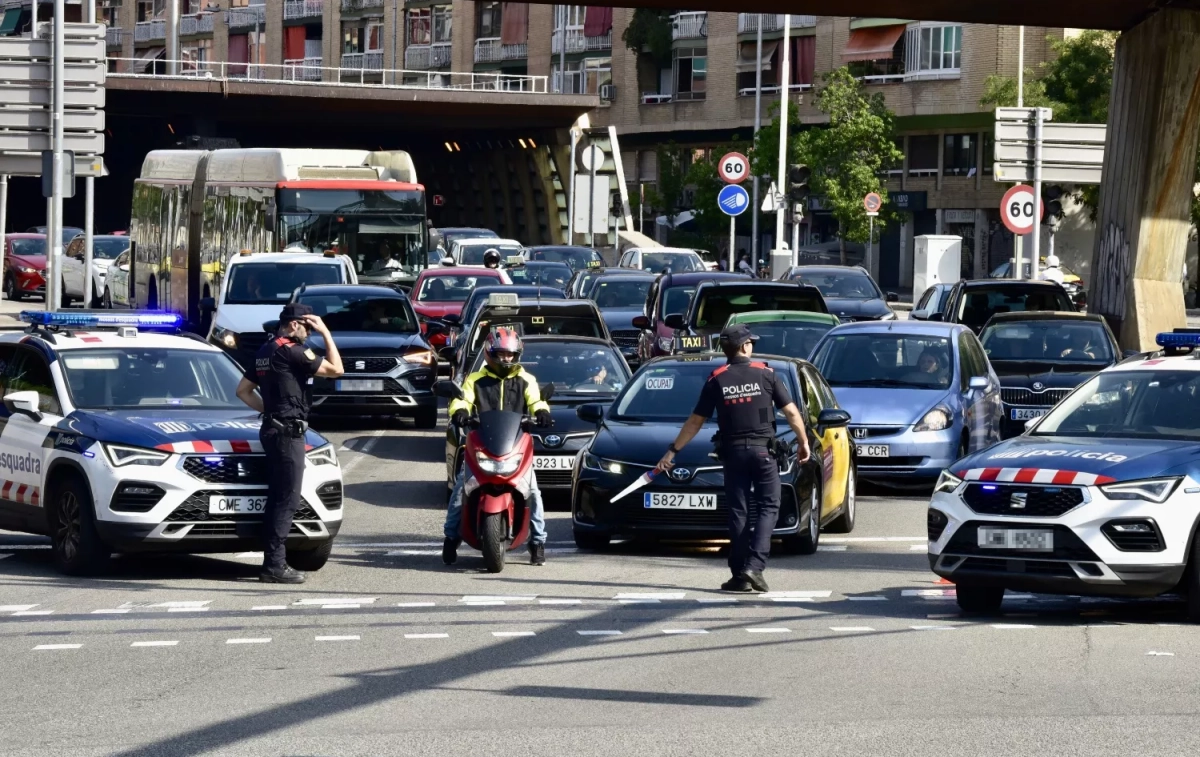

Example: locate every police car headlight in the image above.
[583,452,622,474]
[212,327,238,350]
[305,444,339,467]
[476,451,521,476]
[104,443,170,467]
[934,469,963,494]
[914,406,952,432]
[1099,477,1182,503]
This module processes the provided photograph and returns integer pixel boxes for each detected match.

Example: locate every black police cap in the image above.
[279,303,314,323]
[719,323,760,349]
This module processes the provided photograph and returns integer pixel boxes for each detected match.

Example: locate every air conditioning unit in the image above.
[599,83,616,102]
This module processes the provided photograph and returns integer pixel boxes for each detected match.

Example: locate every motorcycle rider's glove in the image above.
[535,409,552,428]
[451,409,469,428]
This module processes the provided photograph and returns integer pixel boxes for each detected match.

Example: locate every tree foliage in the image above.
[621,9,675,68]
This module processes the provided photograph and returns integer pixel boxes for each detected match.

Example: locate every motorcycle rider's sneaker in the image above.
[529,543,546,566]
[442,537,460,565]
[721,575,753,593]
[743,570,769,593]
[259,565,306,584]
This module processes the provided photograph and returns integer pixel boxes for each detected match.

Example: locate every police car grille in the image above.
[958,556,1077,578]
[1001,387,1072,406]
[316,481,343,510]
[535,469,573,488]
[166,491,320,522]
[944,521,1100,561]
[183,455,269,485]
[610,330,640,347]
[963,483,1084,517]
[345,357,400,373]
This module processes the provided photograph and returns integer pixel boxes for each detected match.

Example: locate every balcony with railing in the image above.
[551,28,611,54]
[106,26,127,48]
[134,19,165,42]
[474,38,527,63]
[284,56,324,80]
[227,3,266,30]
[284,0,324,20]
[180,13,215,36]
[342,0,385,9]
[671,12,706,40]
[736,14,817,34]
[405,42,451,70]
[341,50,384,70]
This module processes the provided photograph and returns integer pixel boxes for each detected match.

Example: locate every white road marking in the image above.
[762,591,832,600]
[538,599,582,605]
[464,601,506,606]
[385,550,441,556]
[0,553,10,560]
[662,629,708,635]
[234,552,264,559]
[1006,594,1036,600]
[149,601,212,609]
[295,597,377,606]
[614,592,686,601]
[1147,651,1175,656]
[34,644,81,650]
[821,536,925,543]
[0,604,39,612]
[696,598,739,604]
[492,631,536,637]
[817,545,847,552]
[911,625,956,631]
[848,596,888,602]
[909,545,928,551]
[618,599,660,605]
[315,635,360,642]
[131,640,179,647]
[830,626,875,632]
[252,605,287,611]
[926,613,960,619]
[405,633,449,639]
[397,602,436,608]
[462,595,537,603]
[13,610,53,616]
[577,630,622,636]
[91,609,130,615]
[168,607,209,613]
[745,628,791,634]
[902,589,955,598]
[226,638,272,645]
[319,604,361,609]
[340,431,385,475]
[990,624,1037,630]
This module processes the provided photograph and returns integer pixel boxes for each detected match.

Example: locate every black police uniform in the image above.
[250,313,323,573]
[692,352,793,578]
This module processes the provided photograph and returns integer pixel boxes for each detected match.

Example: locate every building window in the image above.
[982,133,994,175]
[407,9,430,45]
[477,1,502,38]
[551,60,581,94]
[583,57,611,95]
[555,5,585,31]
[908,135,939,177]
[433,6,452,43]
[905,23,962,78]
[137,0,165,22]
[943,133,977,177]
[674,47,706,101]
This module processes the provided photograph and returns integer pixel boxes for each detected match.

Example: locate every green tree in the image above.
[621,9,675,67]
[642,142,688,225]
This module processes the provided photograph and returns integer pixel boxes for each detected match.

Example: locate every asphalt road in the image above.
[4,413,1200,757]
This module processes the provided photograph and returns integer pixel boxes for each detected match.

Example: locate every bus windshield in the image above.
[277,188,427,277]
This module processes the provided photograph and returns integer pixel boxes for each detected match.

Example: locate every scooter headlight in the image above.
[476,451,522,476]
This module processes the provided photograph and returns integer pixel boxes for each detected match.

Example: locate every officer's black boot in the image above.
[743,570,769,593]
[260,565,306,584]
[442,537,460,565]
[721,575,753,592]
[529,543,546,566]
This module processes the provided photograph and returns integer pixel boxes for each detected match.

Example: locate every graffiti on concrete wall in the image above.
[1092,222,1130,319]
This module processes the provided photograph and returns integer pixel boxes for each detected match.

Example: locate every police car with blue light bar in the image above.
[929,330,1200,618]
[0,312,343,575]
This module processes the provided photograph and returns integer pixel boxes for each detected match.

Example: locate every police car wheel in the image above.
[782,480,821,555]
[828,465,857,534]
[1184,533,1200,623]
[415,406,438,429]
[286,540,333,572]
[49,475,110,576]
[955,584,1005,615]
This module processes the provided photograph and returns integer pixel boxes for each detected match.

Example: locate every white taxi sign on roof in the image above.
[505,256,524,266]
[487,293,520,308]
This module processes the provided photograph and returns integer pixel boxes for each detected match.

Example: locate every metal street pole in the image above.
[1013,25,1025,280]
[1031,108,1044,280]
[750,16,762,263]
[868,213,876,277]
[83,0,95,308]
[557,6,566,93]
[0,174,7,302]
[49,0,65,313]
[587,160,597,248]
[567,128,578,242]
[728,216,735,272]
[166,0,179,75]
[774,15,791,259]
[391,0,397,85]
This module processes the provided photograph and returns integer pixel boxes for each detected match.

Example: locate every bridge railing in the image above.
[105,57,551,93]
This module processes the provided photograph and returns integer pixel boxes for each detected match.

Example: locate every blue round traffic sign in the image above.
[717,184,750,216]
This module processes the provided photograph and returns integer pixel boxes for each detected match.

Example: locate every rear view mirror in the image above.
[441,257,455,266]
[437,346,457,363]
[927,312,944,322]
[433,380,465,400]
[664,313,685,330]
[631,315,650,330]
[576,403,605,424]
[816,408,851,433]
[886,292,899,303]
[1024,417,1040,432]
[442,313,461,326]
[199,296,216,312]
[1122,349,1140,359]
[4,391,42,422]
[968,376,989,390]
[539,383,556,402]
[425,321,446,336]
[262,320,279,334]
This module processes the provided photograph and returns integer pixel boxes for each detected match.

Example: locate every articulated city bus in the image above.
[128,148,428,331]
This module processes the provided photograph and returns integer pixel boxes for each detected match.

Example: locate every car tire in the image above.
[481,512,507,573]
[48,474,110,576]
[59,278,71,309]
[1185,534,1200,623]
[782,479,821,555]
[286,540,333,572]
[828,464,857,534]
[955,584,1005,614]
[414,406,438,430]
[573,530,611,550]
[102,287,112,309]
[4,274,21,302]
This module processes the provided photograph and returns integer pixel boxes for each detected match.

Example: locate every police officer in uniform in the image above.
[236,303,344,584]
[656,323,811,593]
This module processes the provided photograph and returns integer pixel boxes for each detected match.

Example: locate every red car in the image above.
[410,267,510,350]
[3,233,47,301]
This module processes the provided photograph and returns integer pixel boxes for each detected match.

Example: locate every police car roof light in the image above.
[20,311,184,331]
[1155,331,1200,348]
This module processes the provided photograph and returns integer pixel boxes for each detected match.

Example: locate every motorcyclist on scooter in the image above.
[443,326,552,566]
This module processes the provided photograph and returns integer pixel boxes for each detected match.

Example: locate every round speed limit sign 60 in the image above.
[1001,184,1043,234]
[718,152,749,184]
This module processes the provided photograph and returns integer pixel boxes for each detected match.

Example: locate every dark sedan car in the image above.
[291,285,439,427]
[934,279,1076,334]
[441,336,631,500]
[634,271,751,363]
[979,311,1129,438]
[567,266,646,299]
[525,245,603,271]
[571,353,853,551]
[669,280,828,353]
[503,260,573,291]
[781,265,898,322]
[587,270,656,365]
[442,284,566,350]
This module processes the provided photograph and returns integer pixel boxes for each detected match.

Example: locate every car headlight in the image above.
[934,469,963,494]
[583,452,623,474]
[1099,477,1182,503]
[306,444,339,467]
[104,443,170,467]
[212,327,238,349]
[914,405,952,432]
[402,349,435,365]
[656,337,673,352]
[18,266,37,274]
[476,450,522,476]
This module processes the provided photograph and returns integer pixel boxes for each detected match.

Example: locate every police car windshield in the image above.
[472,342,628,395]
[416,274,489,302]
[294,293,418,334]
[813,333,954,390]
[981,321,1113,363]
[591,278,652,308]
[507,263,572,289]
[642,252,704,273]
[613,361,792,422]
[790,271,881,300]
[61,348,246,410]
[459,243,522,265]
[742,322,834,360]
[1034,369,1200,440]
[226,263,344,305]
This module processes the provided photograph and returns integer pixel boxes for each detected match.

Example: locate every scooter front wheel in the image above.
[481,512,508,573]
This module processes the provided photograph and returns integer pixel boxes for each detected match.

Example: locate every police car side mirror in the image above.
[437,346,456,363]
[926,312,944,322]
[1024,418,1040,433]
[1122,349,1140,359]
[631,315,650,330]
[433,380,464,401]
[663,313,685,330]
[4,391,42,422]
[816,408,850,434]
[576,403,605,424]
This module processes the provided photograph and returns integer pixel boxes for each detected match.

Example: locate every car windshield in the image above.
[790,271,881,300]
[958,287,1075,330]
[591,278,652,308]
[814,333,954,390]
[60,348,245,410]
[991,261,1079,279]
[472,341,628,395]
[459,242,522,265]
[1034,370,1200,441]
[91,238,129,260]
[642,252,704,273]
[741,321,835,360]
[416,274,490,303]
[981,321,1113,363]
[528,247,602,270]
[10,238,45,257]
[661,285,696,319]
[469,314,604,354]
[225,263,344,305]
[507,263,572,289]
[441,229,496,249]
[613,361,793,422]
[692,288,825,328]
[295,293,418,333]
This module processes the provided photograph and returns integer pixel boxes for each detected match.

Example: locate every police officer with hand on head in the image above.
[236,303,344,584]
[656,323,811,593]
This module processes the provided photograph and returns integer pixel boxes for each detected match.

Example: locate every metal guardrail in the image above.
[134,19,165,42]
[106,56,550,93]
[474,38,527,63]
[671,12,706,40]
[737,83,812,96]
[227,5,266,29]
[404,42,451,70]
[341,51,383,71]
[551,28,611,54]
[736,14,817,33]
[180,13,216,36]
[341,0,385,9]
[284,0,324,20]
[105,27,127,48]
[641,93,672,104]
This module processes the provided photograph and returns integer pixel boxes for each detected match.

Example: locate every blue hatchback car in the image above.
[810,321,1003,482]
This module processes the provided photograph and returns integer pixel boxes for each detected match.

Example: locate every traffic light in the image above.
[787,163,811,205]
[1042,185,1065,227]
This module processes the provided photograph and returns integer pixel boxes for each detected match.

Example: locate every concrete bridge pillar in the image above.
[1090,8,1200,349]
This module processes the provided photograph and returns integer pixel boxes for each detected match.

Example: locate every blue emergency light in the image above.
[1155,331,1200,348]
[20,311,184,330]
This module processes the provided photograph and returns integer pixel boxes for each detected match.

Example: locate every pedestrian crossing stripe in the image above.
[0,479,40,506]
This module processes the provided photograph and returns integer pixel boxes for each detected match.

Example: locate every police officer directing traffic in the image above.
[656,323,811,593]
[236,303,344,584]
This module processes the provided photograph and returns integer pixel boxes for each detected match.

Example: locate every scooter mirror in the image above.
[539,383,555,402]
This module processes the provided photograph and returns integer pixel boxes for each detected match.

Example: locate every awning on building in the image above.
[841,24,905,62]
[0,8,27,37]
[735,40,779,74]
[130,47,167,73]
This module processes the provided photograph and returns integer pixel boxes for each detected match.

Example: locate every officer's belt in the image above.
[723,438,770,448]
[265,415,309,435]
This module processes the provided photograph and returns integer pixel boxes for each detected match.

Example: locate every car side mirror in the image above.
[4,391,42,422]
[576,403,605,424]
[425,321,446,336]
[262,320,279,334]
[442,313,461,326]
[437,346,457,363]
[968,376,989,390]
[631,315,651,330]
[664,313,685,330]
[1024,417,1040,432]
[926,312,944,322]
[816,408,851,434]
[1122,349,1140,359]
[433,379,465,400]
[199,296,216,312]
[441,256,455,266]
[886,292,899,303]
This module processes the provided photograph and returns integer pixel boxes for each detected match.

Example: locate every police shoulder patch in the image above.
[303,349,317,361]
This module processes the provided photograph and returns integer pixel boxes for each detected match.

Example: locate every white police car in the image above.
[0,311,343,575]
[930,330,1200,618]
